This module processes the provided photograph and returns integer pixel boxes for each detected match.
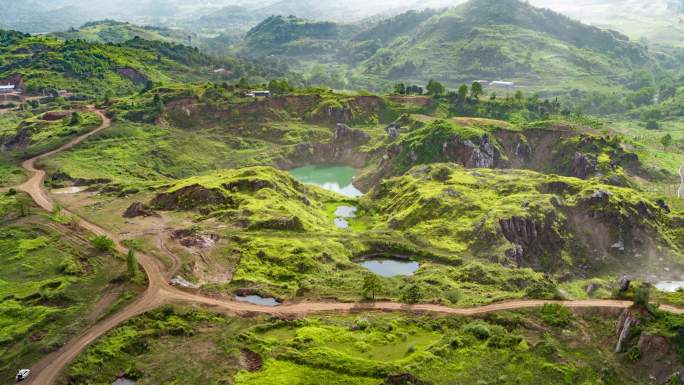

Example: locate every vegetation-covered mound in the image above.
[358,118,647,188]
[150,166,337,231]
[366,163,680,276]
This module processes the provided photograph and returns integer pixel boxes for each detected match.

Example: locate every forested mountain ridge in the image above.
[233,0,655,92]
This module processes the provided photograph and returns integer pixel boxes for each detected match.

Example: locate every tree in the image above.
[90,235,115,253]
[237,77,249,89]
[457,84,469,102]
[394,83,406,95]
[268,79,291,95]
[633,284,651,307]
[15,195,31,217]
[69,112,82,126]
[361,272,383,300]
[661,134,673,149]
[127,249,139,279]
[153,93,164,113]
[514,90,524,102]
[104,90,113,105]
[471,81,483,99]
[426,79,445,96]
[406,85,423,95]
[401,283,422,304]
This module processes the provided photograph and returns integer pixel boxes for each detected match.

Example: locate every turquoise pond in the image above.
[289,164,363,198]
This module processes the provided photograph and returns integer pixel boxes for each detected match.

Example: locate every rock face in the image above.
[331,123,371,159]
[442,135,501,169]
[499,215,564,269]
[386,124,400,140]
[570,152,599,179]
[248,216,304,231]
[151,184,234,212]
[384,374,426,385]
[41,111,71,121]
[615,307,642,353]
[116,67,150,86]
[123,202,158,218]
[617,276,631,292]
[0,126,30,151]
[286,123,370,167]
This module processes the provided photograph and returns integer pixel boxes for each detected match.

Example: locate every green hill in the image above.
[0,30,248,97]
[51,20,195,46]
[234,0,655,93]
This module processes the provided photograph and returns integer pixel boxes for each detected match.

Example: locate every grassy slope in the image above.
[0,30,223,97]
[59,304,683,385]
[0,193,136,380]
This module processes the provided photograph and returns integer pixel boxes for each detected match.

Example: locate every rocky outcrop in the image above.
[248,216,304,231]
[499,215,564,270]
[615,307,643,353]
[1,126,30,151]
[442,135,501,168]
[150,184,233,212]
[570,152,599,179]
[41,111,71,121]
[123,202,158,218]
[116,67,150,86]
[617,275,631,292]
[173,229,219,249]
[384,374,427,385]
[386,124,399,140]
[285,123,371,168]
[331,123,371,159]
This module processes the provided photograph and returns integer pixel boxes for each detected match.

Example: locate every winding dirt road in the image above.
[14,109,684,385]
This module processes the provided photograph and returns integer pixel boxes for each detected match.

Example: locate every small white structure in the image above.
[473,80,490,86]
[247,90,271,98]
[0,84,16,93]
[490,81,515,88]
[16,369,30,381]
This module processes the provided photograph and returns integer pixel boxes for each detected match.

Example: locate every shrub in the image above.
[90,235,115,252]
[633,285,651,307]
[628,346,641,361]
[539,303,573,327]
[430,165,451,182]
[400,284,422,304]
[464,322,491,340]
[645,120,660,130]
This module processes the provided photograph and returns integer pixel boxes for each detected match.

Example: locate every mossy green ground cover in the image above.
[0,194,133,381]
[60,305,670,385]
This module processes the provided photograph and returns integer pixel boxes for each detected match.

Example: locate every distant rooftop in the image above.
[0,84,16,90]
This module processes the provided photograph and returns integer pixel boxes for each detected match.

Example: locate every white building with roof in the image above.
[0,84,16,93]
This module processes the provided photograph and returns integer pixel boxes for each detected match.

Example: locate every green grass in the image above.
[0,195,134,380]
[61,306,676,385]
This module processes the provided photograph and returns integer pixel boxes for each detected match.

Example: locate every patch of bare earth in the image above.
[239,348,263,372]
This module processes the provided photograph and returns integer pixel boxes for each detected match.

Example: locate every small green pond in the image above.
[289,164,363,198]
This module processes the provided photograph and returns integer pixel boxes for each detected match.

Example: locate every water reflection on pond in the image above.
[334,205,357,229]
[235,295,281,307]
[289,164,363,198]
[655,280,684,292]
[359,258,420,277]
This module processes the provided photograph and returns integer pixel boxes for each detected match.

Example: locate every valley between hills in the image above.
[4,1,684,384]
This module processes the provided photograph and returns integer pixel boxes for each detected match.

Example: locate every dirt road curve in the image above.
[13,109,684,385]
